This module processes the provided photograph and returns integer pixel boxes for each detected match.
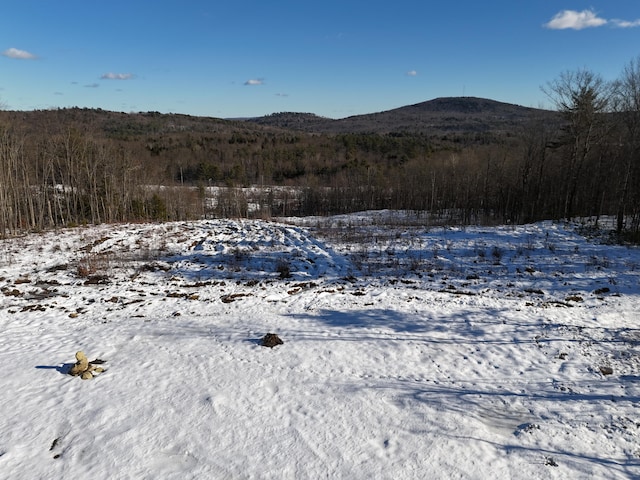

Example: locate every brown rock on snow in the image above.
[261,333,283,348]
[599,366,614,376]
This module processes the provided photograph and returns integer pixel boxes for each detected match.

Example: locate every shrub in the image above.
[276,259,292,279]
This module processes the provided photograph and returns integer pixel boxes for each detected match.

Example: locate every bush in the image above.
[276,259,292,279]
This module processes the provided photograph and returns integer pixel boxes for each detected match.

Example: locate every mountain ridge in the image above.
[245,96,558,135]
[0,96,559,138]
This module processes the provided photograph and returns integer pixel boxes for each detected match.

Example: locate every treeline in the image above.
[0,126,201,237]
[1,58,640,238]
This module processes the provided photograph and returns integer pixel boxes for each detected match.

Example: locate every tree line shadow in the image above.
[285,306,640,347]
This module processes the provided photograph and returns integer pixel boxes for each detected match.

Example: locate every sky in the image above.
[2,1,640,119]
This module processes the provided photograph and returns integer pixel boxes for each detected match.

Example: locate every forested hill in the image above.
[0,108,269,139]
[246,97,559,135]
[1,96,558,139]
[0,96,637,238]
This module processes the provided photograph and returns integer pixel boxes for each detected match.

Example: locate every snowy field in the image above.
[1,213,639,479]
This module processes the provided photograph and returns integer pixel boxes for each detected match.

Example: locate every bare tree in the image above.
[611,56,640,233]
[0,125,34,236]
[542,69,613,219]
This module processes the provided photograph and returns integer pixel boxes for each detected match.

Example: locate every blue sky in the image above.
[2,1,640,118]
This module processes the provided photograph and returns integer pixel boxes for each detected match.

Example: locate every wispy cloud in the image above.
[244,78,264,86]
[544,9,640,30]
[612,18,640,28]
[2,47,37,59]
[275,93,289,97]
[101,72,134,80]
[406,70,418,77]
[84,83,100,88]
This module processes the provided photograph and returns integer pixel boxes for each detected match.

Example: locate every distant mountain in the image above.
[246,112,330,130]
[246,97,559,136]
[0,97,559,142]
[0,107,277,138]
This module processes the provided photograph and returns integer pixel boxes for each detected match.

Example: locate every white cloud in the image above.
[544,9,607,30]
[612,18,640,28]
[84,83,100,88]
[244,78,264,86]
[101,73,134,80]
[406,70,418,77]
[2,47,37,59]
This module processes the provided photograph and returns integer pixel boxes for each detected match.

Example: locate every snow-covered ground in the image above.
[1,213,639,479]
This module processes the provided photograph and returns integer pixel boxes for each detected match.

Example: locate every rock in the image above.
[69,351,89,376]
[599,366,614,376]
[68,350,106,379]
[261,333,283,348]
